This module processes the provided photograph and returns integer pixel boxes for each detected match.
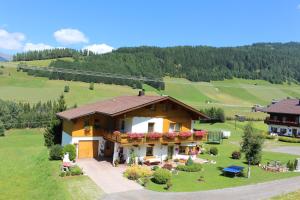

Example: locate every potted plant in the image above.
[163,132,177,139]
[194,130,207,137]
[178,132,192,138]
[146,132,162,140]
[128,133,145,140]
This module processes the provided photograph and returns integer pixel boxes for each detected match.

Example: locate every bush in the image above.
[152,166,160,171]
[63,144,76,161]
[153,168,171,184]
[49,144,63,160]
[265,135,276,140]
[141,177,150,187]
[231,151,241,159]
[66,171,71,176]
[176,163,202,172]
[64,85,70,93]
[59,171,66,177]
[278,136,300,143]
[0,122,5,136]
[186,156,194,166]
[162,163,173,170]
[89,82,94,90]
[70,165,83,176]
[124,165,153,180]
[165,179,173,190]
[209,147,218,155]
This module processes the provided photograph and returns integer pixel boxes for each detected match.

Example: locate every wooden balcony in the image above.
[264,117,300,127]
[102,131,207,146]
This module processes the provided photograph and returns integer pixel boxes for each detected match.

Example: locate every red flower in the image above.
[164,132,177,139]
[146,132,162,139]
[178,132,192,138]
[127,133,145,139]
[113,130,121,135]
[194,130,207,137]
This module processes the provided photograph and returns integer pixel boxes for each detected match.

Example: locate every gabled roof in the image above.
[57,95,209,120]
[264,99,300,115]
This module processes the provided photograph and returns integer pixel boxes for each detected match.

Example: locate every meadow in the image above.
[0,129,103,200]
[1,60,300,118]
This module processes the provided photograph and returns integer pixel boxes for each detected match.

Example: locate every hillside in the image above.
[18,43,300,90]
[2,62,300,118]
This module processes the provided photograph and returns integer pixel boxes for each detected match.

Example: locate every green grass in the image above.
[147,121,300,192]
[272,190,300,200]
[0,129,103,200]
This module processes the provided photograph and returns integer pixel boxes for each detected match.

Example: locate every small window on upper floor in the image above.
[169,123,182,132]
[120,120,125,131]
[94,119,101,130]
[84,119,90,127]
[148,122,155,133]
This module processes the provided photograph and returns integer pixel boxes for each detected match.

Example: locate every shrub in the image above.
[59,171,66,177]
[64,85,70,93]
[141,177,150,187]
[165,179,173,190]
[0,122,5,136]
[124,165,153,180]
[70,165,83,175]
[162,163,173,170]
[186,156,194,166]
[278,136,300,143]
[66,171,71,176]
[89,82,94,90]
[176,163,202,172]
[231,151,241,159]
[152,166,160,171]
[265,135,276,140]
[209,147,218,155]
[49,144,63,160]
[63,144,76,161]
[153,168,171,184]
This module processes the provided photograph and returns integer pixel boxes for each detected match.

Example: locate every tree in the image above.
[89,82,94,90]
[0,121,5,136]
[241,123,265,177]
[44,94,67,147]
[64,85,70,93]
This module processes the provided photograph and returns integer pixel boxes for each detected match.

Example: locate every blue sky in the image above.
[1,0,300,54]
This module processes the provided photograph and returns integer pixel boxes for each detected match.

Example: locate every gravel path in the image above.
[103,176,300,200]
[266,146,300,156]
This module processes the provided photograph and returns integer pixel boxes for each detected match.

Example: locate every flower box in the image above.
[194,130,207,137]
[146,132,162,140]
[178,132,192,138]
[163,132,177,139]
[127,133,145,140]
[113,131,121,135]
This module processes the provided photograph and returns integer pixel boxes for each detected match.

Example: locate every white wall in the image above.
[268,125,300,136]
[131,117,163,133]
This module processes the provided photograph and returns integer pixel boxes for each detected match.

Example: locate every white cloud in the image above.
[82,43,114,54]
[0,29,25,50]
[54,28,88,44]
[23,43,54,51]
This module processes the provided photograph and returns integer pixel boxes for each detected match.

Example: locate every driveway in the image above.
[103,176,300,200]
[77,159,143,194]
[266,146,300,156]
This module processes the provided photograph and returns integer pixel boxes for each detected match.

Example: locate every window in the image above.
[146,146,153,156]
[121,120,125,131]
[169,123,182,132]
[84,119,90,127]
[94,119,101,130]
[292,129,297,135]
[280,128,287,134]
[271,127,277,133]
[148,122,155,133]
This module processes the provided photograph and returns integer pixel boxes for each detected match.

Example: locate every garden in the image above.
[123,121,300,192]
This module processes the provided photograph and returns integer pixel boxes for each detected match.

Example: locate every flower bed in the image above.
[163,132,177,139]
[194,130,207,137]
[178,132,192,138]
[146,133,162,140]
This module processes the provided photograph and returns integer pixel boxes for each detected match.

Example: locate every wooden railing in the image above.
[264,117,300,127]
[101,131,207,145]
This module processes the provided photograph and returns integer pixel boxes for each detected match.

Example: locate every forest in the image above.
[19,42,300,89]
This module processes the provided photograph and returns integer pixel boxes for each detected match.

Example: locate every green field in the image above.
[1,61,300,117]
[0,129,103,200]
[147,121,300,192]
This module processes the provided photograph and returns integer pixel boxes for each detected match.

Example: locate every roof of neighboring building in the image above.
[264,99,300,115]
[57,95,209,120]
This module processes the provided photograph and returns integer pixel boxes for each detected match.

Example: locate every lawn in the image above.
[0,129,103,200]
[146,121,300,192]
[272,190,300,200]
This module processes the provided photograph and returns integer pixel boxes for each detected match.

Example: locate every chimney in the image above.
[138,89,145,96]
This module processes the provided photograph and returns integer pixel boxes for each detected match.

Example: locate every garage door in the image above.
[78,140,99,158]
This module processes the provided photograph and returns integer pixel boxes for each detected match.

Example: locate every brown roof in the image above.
[264,99,300,115]
[57,95,209,120]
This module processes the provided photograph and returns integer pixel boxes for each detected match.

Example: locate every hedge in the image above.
[278,136,300,143]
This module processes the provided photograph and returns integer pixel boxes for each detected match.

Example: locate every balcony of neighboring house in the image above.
[264,117,300,127]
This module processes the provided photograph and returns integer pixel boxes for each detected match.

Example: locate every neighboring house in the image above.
[264,99,300,137]
[57,93,209,164]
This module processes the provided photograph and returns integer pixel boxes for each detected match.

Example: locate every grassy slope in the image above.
[2,60,300,117]
[147,121,300,192]
[0,129,103,200]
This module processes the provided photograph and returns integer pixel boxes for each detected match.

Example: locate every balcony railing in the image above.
[264,117,300,127]
[102,131,207,145]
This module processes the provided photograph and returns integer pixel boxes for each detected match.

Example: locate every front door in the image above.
[167,146,174,160]
[104,140,114,157]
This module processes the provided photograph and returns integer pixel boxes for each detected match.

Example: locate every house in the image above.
[57,93,209,165]
[264,99,300,137]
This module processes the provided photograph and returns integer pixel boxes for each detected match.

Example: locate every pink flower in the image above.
[178,132,192,138]
[127,133,145,139]
[146,132,162,139]
[194,130,207,137]
[164,132,177,139]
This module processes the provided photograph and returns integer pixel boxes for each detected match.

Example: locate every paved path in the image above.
[266,146,300,156]
[103,176,300,200]
[77,159,143,194]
